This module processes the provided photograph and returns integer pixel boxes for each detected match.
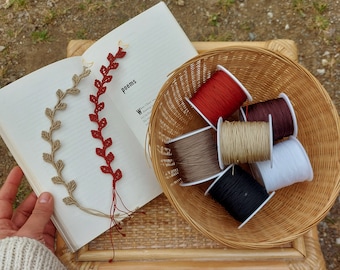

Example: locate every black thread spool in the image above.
[205,164,275,228]
[239,93,298,141]
[166,126,222,186]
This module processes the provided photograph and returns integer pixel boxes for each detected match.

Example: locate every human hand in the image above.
[0,166,56,253]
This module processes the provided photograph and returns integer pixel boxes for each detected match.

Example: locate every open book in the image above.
[0,2,198,252]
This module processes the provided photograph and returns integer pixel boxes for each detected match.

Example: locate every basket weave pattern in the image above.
[149,46,340,249]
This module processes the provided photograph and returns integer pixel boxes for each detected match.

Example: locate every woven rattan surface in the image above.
[56,40,328,269]
[149,45,340,249]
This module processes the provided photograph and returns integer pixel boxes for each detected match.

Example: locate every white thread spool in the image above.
[250,136,313,192]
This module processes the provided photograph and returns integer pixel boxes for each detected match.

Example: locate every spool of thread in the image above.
[217,116,273,169]
[186,65,252,129]
[250,136,313,192]
[205,164,275,228]
[240,93,298,141]
[166,126,221,186]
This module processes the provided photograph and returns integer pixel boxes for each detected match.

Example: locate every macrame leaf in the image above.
[52,176,64,184]
[96,147,105,157]
[94,79,102,89]
[67,88,80,95]
[51,120,61,131]
[100,165,112,174]
[72,74,79,84]
[106,152,114,164]
[109,62,119,70]
[43,153,53,163]
[45,108,53,119]
[67,180,77,193]
[56,102,67,110]
[83,68,91,77]
[55,159,64,172]
[41,130,50,141]
[104,138,112,148]
[103,75,112,83]
[114,169,123,182]
[56,89,64,99]
[91,130,101,139]
[63,196,76,205]
[100,65,109,76]
[52,140,61,152]
[89,94,97,104]
[107,52,116,63]
[116,48,126,58]
[99,118,107,129]
[97,102,105,112]
[98,86,107,95]
[89,113,98,122]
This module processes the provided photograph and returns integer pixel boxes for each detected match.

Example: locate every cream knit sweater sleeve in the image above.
[0,236,66,270]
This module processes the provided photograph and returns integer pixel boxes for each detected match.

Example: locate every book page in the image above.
[0,57,162,251]
[0,1,197,252]
[83,1,198,147]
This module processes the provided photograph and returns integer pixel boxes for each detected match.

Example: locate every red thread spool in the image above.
[186,65,252,129]
[240,93,298,141]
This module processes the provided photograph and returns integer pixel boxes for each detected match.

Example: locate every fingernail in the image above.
[39,193,51,204]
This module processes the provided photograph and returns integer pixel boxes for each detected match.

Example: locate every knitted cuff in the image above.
[0,236,66,270]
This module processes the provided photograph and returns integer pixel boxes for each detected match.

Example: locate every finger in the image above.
[11,192,37,229]
[0,166,23,219]
[43,220,57,253]
[16,192,54,239]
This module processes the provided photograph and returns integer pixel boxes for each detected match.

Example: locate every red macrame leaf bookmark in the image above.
[89,48,131,259]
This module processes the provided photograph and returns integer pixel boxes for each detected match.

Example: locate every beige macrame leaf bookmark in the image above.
[41,67,110,219]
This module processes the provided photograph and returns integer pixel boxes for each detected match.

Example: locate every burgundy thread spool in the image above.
[240,93,297,141]
[166,126,222,186]
[186,65,252,130]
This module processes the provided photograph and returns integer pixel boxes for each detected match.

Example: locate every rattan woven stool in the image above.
[56,39,327,270]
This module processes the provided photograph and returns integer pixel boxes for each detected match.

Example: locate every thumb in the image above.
[16,192,54,240]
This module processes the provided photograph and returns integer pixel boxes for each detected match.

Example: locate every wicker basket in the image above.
[148,46,340,249]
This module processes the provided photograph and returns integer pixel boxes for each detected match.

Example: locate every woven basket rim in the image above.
[148,46,340,249]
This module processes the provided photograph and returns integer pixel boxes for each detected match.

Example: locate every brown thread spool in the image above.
[166,126,222,186]
[217,116,273,169]
[240,93,298,141]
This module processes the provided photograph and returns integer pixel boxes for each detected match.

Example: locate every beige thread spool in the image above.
[217,116,273,169]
